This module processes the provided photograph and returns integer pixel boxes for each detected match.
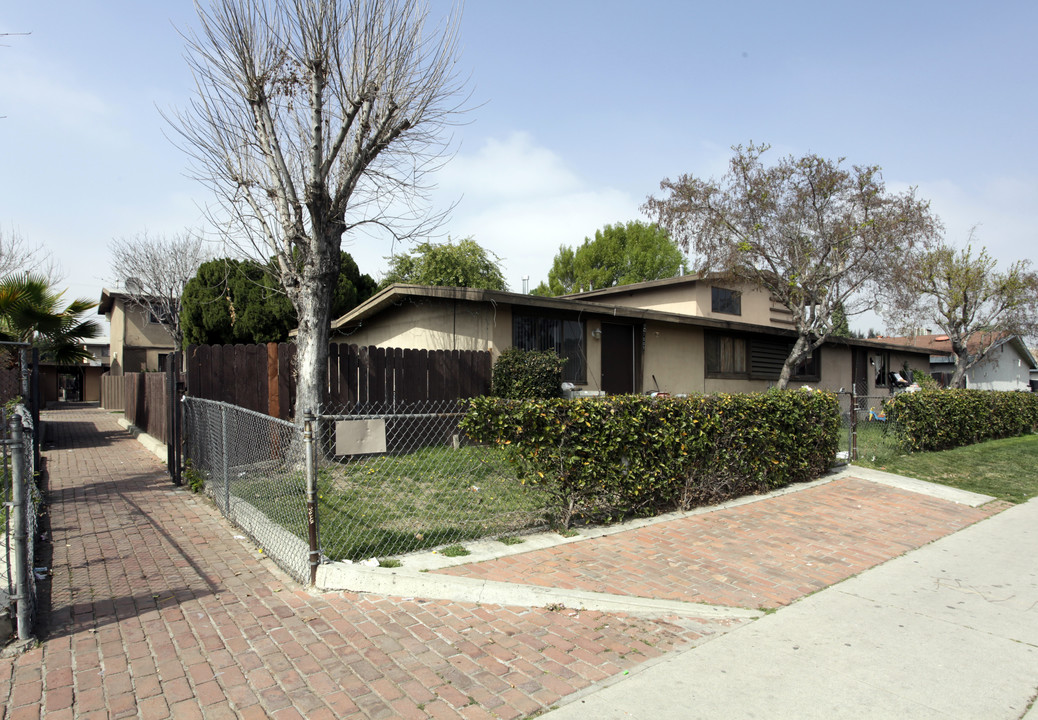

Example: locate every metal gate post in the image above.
[850,384,859,461]
[303,410,320,586]
[30,349,40,470]
[167,358,178,484]
[221,404,230,514]
[9,414,30,641]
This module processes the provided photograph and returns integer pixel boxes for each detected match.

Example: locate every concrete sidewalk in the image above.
[542,495,1038,720]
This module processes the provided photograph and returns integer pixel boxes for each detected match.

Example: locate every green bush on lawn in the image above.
[886,389,1038,453]
[462,390,840,529]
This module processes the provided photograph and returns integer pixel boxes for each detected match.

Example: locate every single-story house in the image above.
[878,333,1037,391]
[38,339,110,404]
[330,280,930,403]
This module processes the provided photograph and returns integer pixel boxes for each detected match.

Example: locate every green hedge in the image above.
[462,390,841,528]
[491,347,566,399]
[886,389,1038,452]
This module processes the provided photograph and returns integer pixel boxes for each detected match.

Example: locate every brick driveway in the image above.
[0,405,1007,719]
[439,478,1008,609]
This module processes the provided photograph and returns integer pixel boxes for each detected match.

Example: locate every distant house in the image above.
[38,338,110,404]
[98,289,176,375]
[329,279,930,400]
[878,333,1037,391]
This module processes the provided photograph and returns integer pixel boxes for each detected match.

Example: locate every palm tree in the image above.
[0,274,102,364]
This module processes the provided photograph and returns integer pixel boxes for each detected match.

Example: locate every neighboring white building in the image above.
[1031,348,1038,392]
[963,337,1036,391]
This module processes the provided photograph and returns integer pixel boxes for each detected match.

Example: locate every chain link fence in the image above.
[182,397,545,581]
[183,397,310,582]
[838,381,904,465]
[2,406,39,641]
[315,400,545,563]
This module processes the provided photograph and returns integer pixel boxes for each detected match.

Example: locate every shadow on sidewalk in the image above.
[33,461,222,643]
[43,420,129,450]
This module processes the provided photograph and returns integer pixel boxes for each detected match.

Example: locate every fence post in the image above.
[303,410,319,586]
[30,349,40,470]
[850,383,859,461]
[9,414,30,641]
[19,348,28,401]
[221,404,230,514]
[167,358,178,485]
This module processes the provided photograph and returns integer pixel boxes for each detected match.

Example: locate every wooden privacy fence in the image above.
[123,373,170,444]
[100,373,125,411]
[186,343,492,419]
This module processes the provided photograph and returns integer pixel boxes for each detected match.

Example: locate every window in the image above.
[707,332,817,381]
[874,352,889,387]
[793,350,820,381]
[711,286,741,316]
[705,334,748,376]
[512,313,586,384]
[147,306,176,325]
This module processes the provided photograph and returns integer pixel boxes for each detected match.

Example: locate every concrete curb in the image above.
[316,562,762,620]
[837,465,996,507]
[116,418,167,463]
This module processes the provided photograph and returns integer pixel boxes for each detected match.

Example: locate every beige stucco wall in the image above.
[335,299,508,360]
[106,299,174,374]
[639,322,702,395]
[122,302,176,350]
[581,281,793,329]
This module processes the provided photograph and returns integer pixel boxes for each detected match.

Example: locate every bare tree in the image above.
[645,143,941,389]
[169,0,466,418]
[0,226,62,282]
[885,234,1038,387]
[108,231,212,348]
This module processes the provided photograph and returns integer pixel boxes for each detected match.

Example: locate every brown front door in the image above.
[601,323,635,394]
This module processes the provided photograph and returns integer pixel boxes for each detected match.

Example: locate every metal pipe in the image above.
[303,410,320,586]
[9,415,30,641]
[850,384,859,461]
[221,405,230,514]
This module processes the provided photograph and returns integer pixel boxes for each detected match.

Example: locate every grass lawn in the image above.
[855,432,1038,504]
[231,444,545,562]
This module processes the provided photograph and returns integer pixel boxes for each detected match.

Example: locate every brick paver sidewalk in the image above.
[0,406,718,720]
[439,478,1009,609]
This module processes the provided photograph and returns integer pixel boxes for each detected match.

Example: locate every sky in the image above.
[1,1,1036,336]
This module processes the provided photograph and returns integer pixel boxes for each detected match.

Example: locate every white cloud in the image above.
[431,132,642,289]
[439,131,583,200]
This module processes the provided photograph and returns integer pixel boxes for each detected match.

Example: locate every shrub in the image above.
[462,390,840,528]
[909,370,940,390]
[491,347,566,399]
[886,389,1038,452]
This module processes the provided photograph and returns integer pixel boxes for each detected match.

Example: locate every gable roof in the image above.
[558,273,709,300]
[330,283,931,356]
[872,333,1038,370]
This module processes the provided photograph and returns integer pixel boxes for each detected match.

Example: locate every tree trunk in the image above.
[950,339,969,389]
[776,335,812,390]
[950,353,969,388]
[291,245,340,422]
